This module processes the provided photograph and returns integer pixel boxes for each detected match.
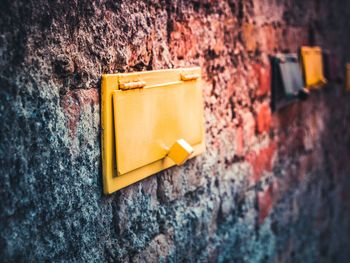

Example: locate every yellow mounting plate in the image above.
[101,68,205,194]
[301,46,327,89]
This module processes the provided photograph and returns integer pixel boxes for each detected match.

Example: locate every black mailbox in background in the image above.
[322,49,341,83]
[271,54,309,111]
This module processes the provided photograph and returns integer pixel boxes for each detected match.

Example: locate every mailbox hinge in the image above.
[119,80,146,90]
[180,73,199,81]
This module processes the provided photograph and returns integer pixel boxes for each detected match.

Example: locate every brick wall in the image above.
[1,0,350,262]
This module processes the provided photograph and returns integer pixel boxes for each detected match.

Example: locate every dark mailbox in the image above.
[323,50,341,83]
[271,54,308,111]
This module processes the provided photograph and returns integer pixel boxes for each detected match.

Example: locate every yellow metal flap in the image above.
[301,46,327,89]
[101,68,205,194]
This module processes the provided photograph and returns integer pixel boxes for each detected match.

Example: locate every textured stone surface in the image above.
[1,0,350,262]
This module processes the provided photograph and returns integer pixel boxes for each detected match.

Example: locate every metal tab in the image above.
[119,80,146,90]
[181,73,200,81]
[167,139,194,165]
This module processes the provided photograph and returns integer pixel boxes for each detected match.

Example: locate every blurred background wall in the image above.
[1,0,350,262]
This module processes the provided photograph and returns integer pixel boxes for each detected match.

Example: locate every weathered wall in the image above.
[1,0,350,262]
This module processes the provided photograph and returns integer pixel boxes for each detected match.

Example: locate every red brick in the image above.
[242,23,257,52]
[256,103,272,134]
[170,21,196,59]
[280,27,309,52]
[242,112,256,147]
[254,64,271,97]
[211,20,225,54]
[260,25,278,51]
[246,142,276,183]
[61,91,80,137]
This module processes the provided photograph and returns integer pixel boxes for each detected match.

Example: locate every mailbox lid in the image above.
[113,69,204,175]
[301,46,327,88]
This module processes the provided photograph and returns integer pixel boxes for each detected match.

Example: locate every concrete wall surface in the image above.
[1,0,350,262]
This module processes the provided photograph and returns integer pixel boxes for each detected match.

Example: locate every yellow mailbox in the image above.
[300,46,327,89]
[101,68,205,194]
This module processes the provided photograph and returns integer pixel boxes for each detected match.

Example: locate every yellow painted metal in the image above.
[101,67,205,194]
[167,139,194,165]
[301,46,327,89]
[346,63,350,92]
